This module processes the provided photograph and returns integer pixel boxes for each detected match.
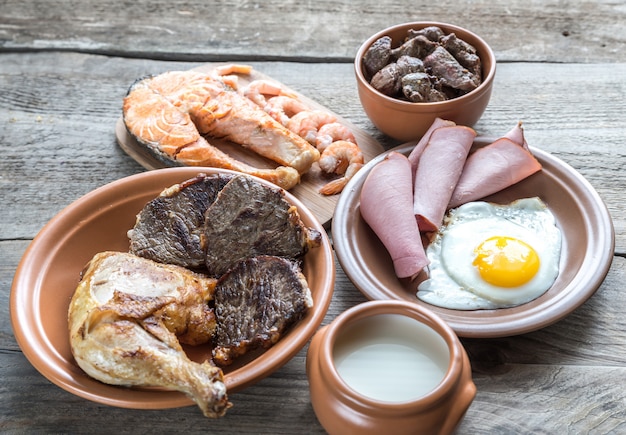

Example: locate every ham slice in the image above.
[407,117,456,176]
[413,125,477,232]
[448,123,542,208]
[360,152,429,280]
[504,120,528,148]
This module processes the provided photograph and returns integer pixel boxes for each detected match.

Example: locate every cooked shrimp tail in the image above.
[287,110,337,144]
[211,64,254,76]
[317,140,364,195]
[264,96,308,126]
[209,64,254,90]
[244,79,297,107]
[315,122,357,152]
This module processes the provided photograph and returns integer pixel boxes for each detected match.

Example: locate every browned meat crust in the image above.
[128,173,233,268]
[203,174,321,277]
[212,255,313,366]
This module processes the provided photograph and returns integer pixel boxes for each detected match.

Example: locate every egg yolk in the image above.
[473,236,540,288]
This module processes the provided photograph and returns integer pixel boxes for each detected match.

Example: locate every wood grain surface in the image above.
[2,0,626,433]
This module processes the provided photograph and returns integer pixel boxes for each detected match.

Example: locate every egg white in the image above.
[417,197,562,310]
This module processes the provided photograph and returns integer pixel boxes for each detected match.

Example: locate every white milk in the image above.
[333,314,450,403]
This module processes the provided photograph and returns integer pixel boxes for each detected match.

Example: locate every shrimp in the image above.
[211,63,254,76]
[243,79,297,107]
[209,64,254,90]
[263,95,309,126]
[315,122,357,152]
[318,140,364,195]
[287,110,337,144]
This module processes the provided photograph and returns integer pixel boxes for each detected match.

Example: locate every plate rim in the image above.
[332,140,615,338]
[10,166,336,409]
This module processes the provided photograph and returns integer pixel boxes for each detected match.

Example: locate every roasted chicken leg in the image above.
[68,251,231,417]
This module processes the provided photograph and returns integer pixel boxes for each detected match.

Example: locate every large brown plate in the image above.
[10,167,335,410]
[332,139,615,338]
[115,63,385,226]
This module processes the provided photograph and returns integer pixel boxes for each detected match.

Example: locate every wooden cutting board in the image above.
[115,63,385,225]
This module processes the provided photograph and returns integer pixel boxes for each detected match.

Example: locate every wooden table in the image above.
[2,1,625,433]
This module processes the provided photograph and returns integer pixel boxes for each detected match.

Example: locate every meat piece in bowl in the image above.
[68,251,230,418]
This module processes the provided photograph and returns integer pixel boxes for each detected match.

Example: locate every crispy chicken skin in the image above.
[68,251,231,417]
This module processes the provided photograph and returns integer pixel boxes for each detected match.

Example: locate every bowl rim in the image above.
[354,21,496,109]
[319,300,464,409]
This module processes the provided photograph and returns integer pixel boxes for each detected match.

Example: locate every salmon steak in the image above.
[122,69,320,190]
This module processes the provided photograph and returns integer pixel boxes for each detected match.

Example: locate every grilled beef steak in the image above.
[203,175,322,277]
[129,173,321,276]
[128,173,233,268]
[212,255,313,366]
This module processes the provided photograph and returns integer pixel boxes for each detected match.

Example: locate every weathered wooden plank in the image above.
[0,241,27,349]
[1,0,625,63]
[464,364,626,434]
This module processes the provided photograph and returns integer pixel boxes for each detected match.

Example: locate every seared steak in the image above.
[212,255,313,366]
[128,173,233,268]
[203,175,322,277]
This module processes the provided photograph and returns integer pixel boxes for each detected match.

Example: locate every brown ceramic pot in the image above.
[354,21,496,142]
[306,300,475,435]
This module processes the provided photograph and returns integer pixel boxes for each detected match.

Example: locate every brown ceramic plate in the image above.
[10,167,335,410]
[332,139,614,338]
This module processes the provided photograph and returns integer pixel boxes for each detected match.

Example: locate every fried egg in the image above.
[417,197,561,310]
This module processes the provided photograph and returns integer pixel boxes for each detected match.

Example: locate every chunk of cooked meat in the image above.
[370,62,403,96]
[407,26,446,42]
[391,34,438,60]
[203,174,322,277]
[440,32,482,77]
[212,255,313,366]
[423,46,481,92]
[402,72,447,103]
[68,251,231,418]
[371,56,427,98]
[363,35,392,78]
[128,173,233,268]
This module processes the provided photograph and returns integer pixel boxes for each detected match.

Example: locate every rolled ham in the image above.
[504,120,528,148]
[412,125,477,232]
[448,122,542,208]
[360,152,429,280]
[407,117,456,175]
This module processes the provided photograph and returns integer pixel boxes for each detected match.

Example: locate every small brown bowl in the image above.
[306,300,476,434]
[354,21,496,142]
